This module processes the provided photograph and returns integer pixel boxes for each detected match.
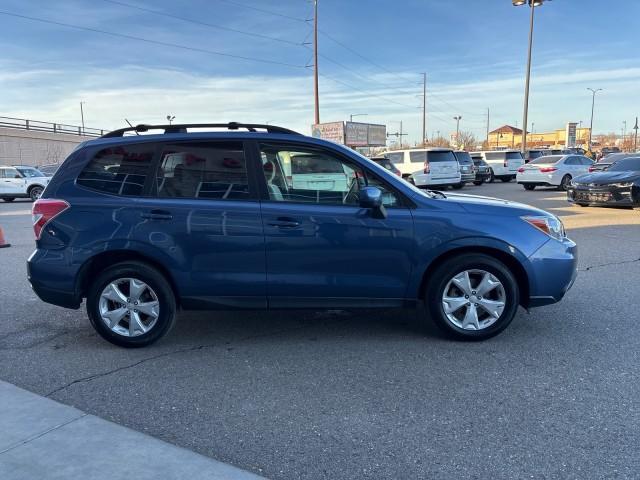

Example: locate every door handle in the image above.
[268,217,300,229]
[141,210,173,220]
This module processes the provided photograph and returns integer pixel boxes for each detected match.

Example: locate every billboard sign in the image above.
[367,124,387,146]
[566,122,577,147]
[311,122,345,144]
[345,122,369,146]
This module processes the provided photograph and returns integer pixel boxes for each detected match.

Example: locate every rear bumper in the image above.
[412,174,462,187]
[526,237,578,308]
[27,249,81,309]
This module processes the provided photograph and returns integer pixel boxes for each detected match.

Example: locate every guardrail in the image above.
[0,116,105,137]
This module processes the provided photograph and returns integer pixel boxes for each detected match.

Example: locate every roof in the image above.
[489,125,526,135]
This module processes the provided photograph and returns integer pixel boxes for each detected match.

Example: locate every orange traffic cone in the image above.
[0,226,10,248]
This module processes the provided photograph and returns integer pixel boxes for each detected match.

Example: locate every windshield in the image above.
[608,158,640,172]
[16,167,44,177]
[454,152,472,165]
[506,152,523,160]
[528,155,562,165]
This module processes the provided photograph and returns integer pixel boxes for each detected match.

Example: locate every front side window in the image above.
[156,142,250,200]
[16,167,44,178]
[259,143,401,207]
[77,143,154,196]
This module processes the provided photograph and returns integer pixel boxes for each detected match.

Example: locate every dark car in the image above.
[589,152,639,173]
[36,164,62,177]
[524,149,548,164]
[470,154,491,185]
[453,151,475,187]
[567,156,640,208]
[28,122,577,347]
[370,157,401,176]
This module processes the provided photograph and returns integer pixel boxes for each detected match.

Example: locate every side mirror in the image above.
[359,186,387,219]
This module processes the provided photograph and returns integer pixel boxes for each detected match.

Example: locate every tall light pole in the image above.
[166,115,175,125]
[313,0,320,125]
[513,0,546,155]
[634,117,638,152]
[79,101,86,134]
[422,73,427,146]
[349,113,368,122]
[587,88,602,150]
[623,120,627,150]
[453,115,462,141]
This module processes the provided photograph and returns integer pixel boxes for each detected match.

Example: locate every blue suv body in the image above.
[28,123,577,347]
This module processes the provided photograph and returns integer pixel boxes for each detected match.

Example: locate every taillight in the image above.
[539,167,558,173]
[588,166,595,172]
[504,160,508,167]
[517,167,525,173]
[32,199,70,240]
[424,161,430,174]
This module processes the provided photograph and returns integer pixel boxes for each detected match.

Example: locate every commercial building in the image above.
[488,124,591,150]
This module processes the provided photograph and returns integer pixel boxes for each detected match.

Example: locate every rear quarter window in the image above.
[76,143,155,196]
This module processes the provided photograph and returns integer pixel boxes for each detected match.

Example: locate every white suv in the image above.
[471,151,524,183]
[0,165,50,202]
[383,148,461,188]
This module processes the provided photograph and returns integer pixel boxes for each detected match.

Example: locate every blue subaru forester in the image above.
[28,123,577,347]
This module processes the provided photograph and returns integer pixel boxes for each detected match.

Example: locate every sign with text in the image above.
[566,122,577,148]
[367,124,387,146]
[345,122,369,146]
[311,122,345,144]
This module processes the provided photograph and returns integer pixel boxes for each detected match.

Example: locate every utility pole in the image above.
[634,117,638,152]
[623,120,627,150]
[400,120,403,148]
[486,108,490,146]
[587,87,602,150]
[453,116,462,144]
[313,0,320,125]
[520,0,536,155]
[422,73,427,146]
[80,101,85,134]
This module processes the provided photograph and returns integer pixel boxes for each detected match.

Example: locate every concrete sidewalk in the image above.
[0,381,264,479]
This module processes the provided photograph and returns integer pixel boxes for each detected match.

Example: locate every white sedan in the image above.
[516,154,593,191]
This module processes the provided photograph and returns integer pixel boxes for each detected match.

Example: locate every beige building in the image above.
[488,125,591,150]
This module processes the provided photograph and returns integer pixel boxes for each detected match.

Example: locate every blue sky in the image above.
[1,0,639,143]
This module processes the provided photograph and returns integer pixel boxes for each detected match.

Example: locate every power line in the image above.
[0,10,306,68]
[319,73,417,110]
[99,0,304,47]
[214,0,308,23]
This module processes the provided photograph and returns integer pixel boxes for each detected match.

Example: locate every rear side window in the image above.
[506,152,523,160]
[454,152,472,165]
[77,143,154,196]
[426,151,456,162]
[155,142,250,200]
[484,152,505,161]
[385,152,404,164]
[291,154,344,174]
[409,151,426,163]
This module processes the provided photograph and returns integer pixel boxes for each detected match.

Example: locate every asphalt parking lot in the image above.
[1,183,639,479]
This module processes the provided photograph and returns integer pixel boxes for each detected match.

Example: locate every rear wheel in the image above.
[523,184,535,191]
[473,180,483,186]
[558,175,572,191]
[29,186,43,201]
[488,169,495,183]
[452,182,465,190]
[423,254,520,340]
[86,261,176,348]
[2,197,15,202]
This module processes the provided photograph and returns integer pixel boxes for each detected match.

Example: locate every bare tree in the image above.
[454,131,477,151]
[426,136,450,148]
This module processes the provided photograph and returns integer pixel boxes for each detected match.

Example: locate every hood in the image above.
[442,192,549,217]
[574,171,640,184]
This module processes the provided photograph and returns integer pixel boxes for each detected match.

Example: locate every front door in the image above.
[255,141,414,308]
[0,167,26,196]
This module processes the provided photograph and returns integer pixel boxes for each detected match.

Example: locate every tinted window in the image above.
[426,151,456,162]
[409,151,426,163]
[529,155,562,165]
[484,152,504,161]
[528,150,544,159]
[506,152,524,160]
[372,158,395,171]
[609,158,640,172]
[385,152,404,164]
[564,157,580,166]
[291,154,344,174]
[454,151,473,165]
[16,167,44,178]
[77,144,154,196]
[156,142,250,200]
[579,156,594,166]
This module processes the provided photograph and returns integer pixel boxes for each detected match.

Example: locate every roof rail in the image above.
[100,122,300,138]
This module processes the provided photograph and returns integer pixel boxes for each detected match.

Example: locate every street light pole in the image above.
[349,113,368,122]
[313,0,320,125]
[422,73,427,146]
[587,88,602,150]
[80,101,85,135]
[521,0,535,154]
[453,116,462,144]
[633,117,638,152]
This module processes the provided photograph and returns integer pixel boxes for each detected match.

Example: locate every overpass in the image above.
[0,116,106,167]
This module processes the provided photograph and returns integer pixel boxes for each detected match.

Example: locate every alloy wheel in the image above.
[441,269,506,331]
[98,278,160,337]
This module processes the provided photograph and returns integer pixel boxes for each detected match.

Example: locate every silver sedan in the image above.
[516,154,593,191]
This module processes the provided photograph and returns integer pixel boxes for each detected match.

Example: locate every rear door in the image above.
[427,151,459,179]
[505,152,524,173]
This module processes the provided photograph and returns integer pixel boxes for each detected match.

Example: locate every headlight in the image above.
[521,215,566,241]
[610,182,633,188]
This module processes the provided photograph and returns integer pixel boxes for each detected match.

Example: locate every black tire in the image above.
[523,184,535,191]
[574,203,588,207]
[86,261,176,348]
[452,182,464,190]
[29,186,44,201]
[500,177,512,183]
[423,254,520,341]
[2,197,15,202]
[488,169,495,183]
[558,175,571,191]
[473,181,483,186]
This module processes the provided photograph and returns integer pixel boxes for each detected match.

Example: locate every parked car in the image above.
[470,154,491,185]
[516,155,593,191]
[589,152,640,172]
[384,148,461,189]
[563,147,587,155]
[370,157,401,176]
[28,122,577,347]
[471,150,524,183]
[0,165,50,202]
[36,164,62,177]
[453,151,475,188]
[524,149,548,164]
[566,156,640,208]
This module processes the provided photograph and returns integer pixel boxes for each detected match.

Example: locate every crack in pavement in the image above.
[579,257,640,272]
[44,317,346,398]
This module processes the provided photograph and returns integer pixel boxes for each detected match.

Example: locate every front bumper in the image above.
[566,185,637,207]
[527,237,578,308]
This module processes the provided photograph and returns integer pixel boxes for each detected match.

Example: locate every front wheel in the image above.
[523,184,535,191]
[423,254,520,340]
[451,182,464,190]
[473,180,483,186]
[558,175,571,191]
[86,261,176,347]
[488,169,495,183]
[29,186,43,201]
